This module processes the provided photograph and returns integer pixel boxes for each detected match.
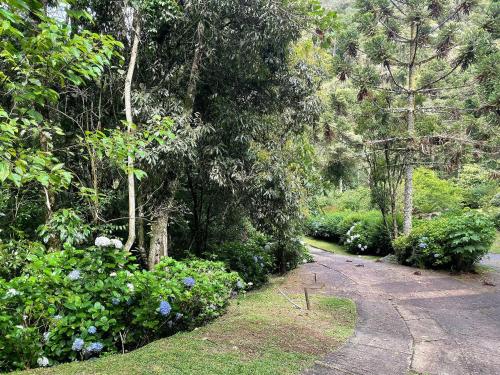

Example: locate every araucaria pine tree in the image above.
[334,0,496,234]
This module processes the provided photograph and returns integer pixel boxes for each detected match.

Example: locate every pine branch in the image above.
[417,62,461,91]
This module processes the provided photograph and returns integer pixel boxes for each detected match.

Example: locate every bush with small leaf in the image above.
[393,210,495,271]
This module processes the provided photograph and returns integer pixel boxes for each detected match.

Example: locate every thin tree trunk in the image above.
[137,195,147,264]
[403,21,417,235]
[184,20,205,115]
[124,13,141,252]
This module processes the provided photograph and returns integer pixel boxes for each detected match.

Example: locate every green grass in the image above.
[490,231,500,254]
[21,279,356,375]
[303,236,381,260]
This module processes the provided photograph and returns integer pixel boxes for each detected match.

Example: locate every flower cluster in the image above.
[159,300,171,316]
[418,237,428,249]
[182,277,196,288]
[87,326,97,334]
[345,225,359,244]
[72,338,84,351]
[94,236,123,249]
[357,243,368,252]
[68,269,81,281]
[37,356,49,367]
[6,288,20,297]
[88,342,104,353]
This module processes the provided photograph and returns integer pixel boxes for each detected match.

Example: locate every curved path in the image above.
[286,248,500,375]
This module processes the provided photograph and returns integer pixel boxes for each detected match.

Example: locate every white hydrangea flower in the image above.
[358,244,362,249]
[127,283,135,292]
[6,288,20,297]
[43,331,50,342]
[37,357,49,367]
[110,272,117,277]
[68,269,81,281]
[110,238,123,249]
[95,236,112,247]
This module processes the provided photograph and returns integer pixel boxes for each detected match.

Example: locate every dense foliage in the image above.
[413,168,463,214]
[0,0,498,370]
[0,240,242,371]
[306,210,393,255]
[394,211,496,271]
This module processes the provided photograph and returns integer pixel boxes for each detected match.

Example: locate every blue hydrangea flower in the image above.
[87,326,97,334]
[72,338,84,351]
[183,277,196,288]
[159,300,171,316]
[111,297,120,305]
[88,342,104,353]
[68,270,81,281]
[419,242,427,249]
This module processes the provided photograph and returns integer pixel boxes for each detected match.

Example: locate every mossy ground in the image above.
[20,278,356,375]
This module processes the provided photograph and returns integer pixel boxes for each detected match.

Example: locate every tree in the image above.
[334,0,498,234]
[0,0,120,237]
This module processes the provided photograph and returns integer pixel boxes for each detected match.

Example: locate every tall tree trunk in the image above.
[403,21,417,235]
[149,212,168,270]
[124,13,141,252]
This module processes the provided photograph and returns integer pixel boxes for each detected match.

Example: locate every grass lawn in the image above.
[490,231,500,254]
[21,279,356,375]
[303,236,381,260]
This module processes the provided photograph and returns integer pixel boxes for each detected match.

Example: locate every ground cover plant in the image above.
[18,278,356,375]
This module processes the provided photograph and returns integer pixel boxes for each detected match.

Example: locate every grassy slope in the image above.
[490,231,500,254]
[303,236,381,260]
[22,279,356,375]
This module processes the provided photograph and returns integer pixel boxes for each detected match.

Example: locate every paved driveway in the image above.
[290,248,500,375]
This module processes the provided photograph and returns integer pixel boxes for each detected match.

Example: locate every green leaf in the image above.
[0,162,10,182]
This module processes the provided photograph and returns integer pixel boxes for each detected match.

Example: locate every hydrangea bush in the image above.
[393,210,495,271]
[306,210,394,255]
[0,238,242,372]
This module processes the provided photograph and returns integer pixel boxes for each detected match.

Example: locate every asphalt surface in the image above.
[293,248,500,375]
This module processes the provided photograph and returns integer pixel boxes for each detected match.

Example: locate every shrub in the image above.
[413,167,463,214]
[306,210,393,255]
[334,187,373,211]
[456,164,497,209]
[305,211,345,241]
[0,240,46,280]
[393,210,495,271]
[207,240,273,287]
[341,211,393,255]
[0,241,242,372]
[272,237,312,272]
